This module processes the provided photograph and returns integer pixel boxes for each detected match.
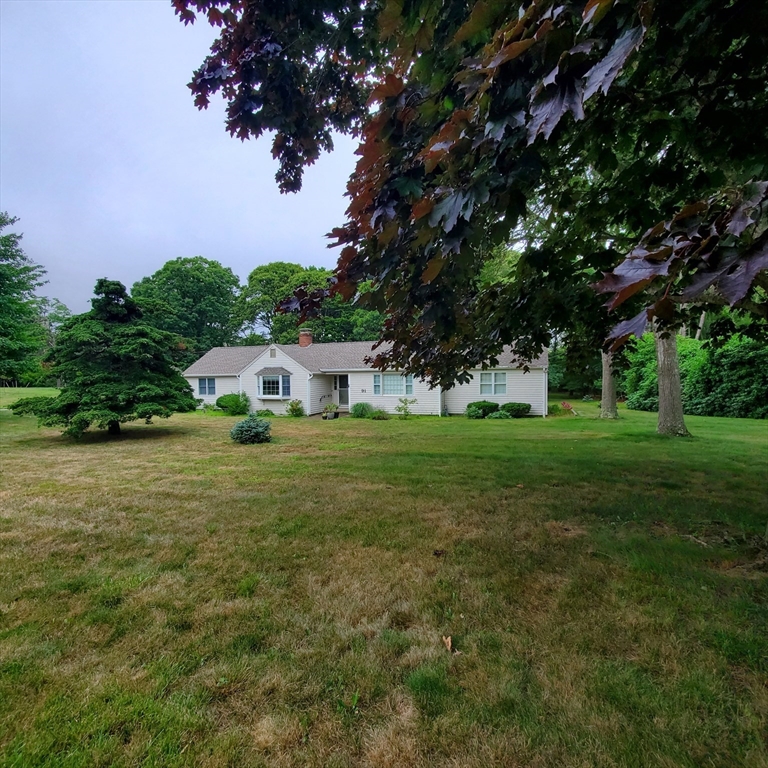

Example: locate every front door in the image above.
[338,375,349,407]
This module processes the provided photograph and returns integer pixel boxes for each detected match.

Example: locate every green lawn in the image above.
[0,387,59,408]
[0,408,766,767]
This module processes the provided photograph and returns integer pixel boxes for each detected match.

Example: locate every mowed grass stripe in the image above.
[0,408,766,767]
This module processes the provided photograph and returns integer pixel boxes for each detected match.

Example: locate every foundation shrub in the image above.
[350,402,374,418]
[466,401,499,418]
[500,402,531,418]
[216,393,250,415]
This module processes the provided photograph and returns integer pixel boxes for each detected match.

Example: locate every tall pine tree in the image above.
[11,280,197,437]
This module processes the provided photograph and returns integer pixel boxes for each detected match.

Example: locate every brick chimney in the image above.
[298,328,313,347]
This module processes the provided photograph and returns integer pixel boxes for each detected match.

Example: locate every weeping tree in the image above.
[177,0,768,438]
[10,280,198,437]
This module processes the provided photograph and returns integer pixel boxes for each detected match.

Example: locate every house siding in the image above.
[185,375,240,407]
[309,375,334,415]
[443,368,547,416]
[239,346,310,415]
[347,371,442,415]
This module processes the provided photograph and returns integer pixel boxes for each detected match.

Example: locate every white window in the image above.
[480,372,506,395]
[260,375,291,398]
[374,373,414,395]
[198,378,215,395]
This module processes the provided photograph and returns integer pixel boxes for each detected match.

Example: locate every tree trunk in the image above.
[654,330,691,437]
[600,351,619,419]
[694,311,707,341]
[108,421,121,435]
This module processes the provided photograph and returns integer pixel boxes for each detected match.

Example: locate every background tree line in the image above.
[0,212,384,385]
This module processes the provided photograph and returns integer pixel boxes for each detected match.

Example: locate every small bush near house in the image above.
[486,410,511,419]
[500,402,531,418]
[286,399,305,417]
[216,393,250,415]
[369,409,390,420]
[350,402,374,418]
[466,406,485,419]
[466,401,500,418]
[395,397,417,419]
[253,409,275,417]
[230,416,271,444]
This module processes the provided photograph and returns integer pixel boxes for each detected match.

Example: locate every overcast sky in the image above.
[0,0,357,312]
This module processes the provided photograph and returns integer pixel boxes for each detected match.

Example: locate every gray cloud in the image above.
[0,0,357,312]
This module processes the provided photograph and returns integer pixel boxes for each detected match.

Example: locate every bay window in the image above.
[258,371,291,398]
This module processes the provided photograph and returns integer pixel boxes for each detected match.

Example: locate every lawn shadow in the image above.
[10,421,194,448]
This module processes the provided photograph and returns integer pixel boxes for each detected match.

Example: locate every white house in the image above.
[183,330,548,416]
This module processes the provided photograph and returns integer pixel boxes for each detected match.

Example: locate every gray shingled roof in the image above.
[184,346,267,376]
[184,341,547,376]
[254,366,292,376]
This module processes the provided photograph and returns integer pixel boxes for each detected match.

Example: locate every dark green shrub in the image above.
[500,402,531,418]
[684,337,768,419]
[466,406,484,419]
[350,402,374,418]
[216,392,250,415]
[466,401,499,418]
[230,416,271,444]
[253,409,275,417]
[548,403,563,416]
[486,410,511,419]
[623,333,767,418]
[286,399,305,417]
[369,409,390,420]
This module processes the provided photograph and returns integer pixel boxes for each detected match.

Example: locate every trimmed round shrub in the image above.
[286,399,305,417]
[216,393,250,415]
[486,410,512,419]
[500,402,531,418]
[254,409,275,417]
[466,406,484,419]
[466,401,499,418]
[230,416,271,444]
[350,402,374,419]
[369,409,390,420]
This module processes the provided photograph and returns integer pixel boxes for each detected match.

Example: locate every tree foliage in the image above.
[239,261,382,343]
[623,332,768,419]
[0,212,47,381]
[132,256,241,364]
[10,280,198,437]
[178,0,768,386]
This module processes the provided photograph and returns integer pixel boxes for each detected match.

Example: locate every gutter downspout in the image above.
[543,366,548,418]
[307,373,313,416]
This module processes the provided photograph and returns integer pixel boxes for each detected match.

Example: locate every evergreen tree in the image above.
[10,280,197,437]
[0,212,46,382]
